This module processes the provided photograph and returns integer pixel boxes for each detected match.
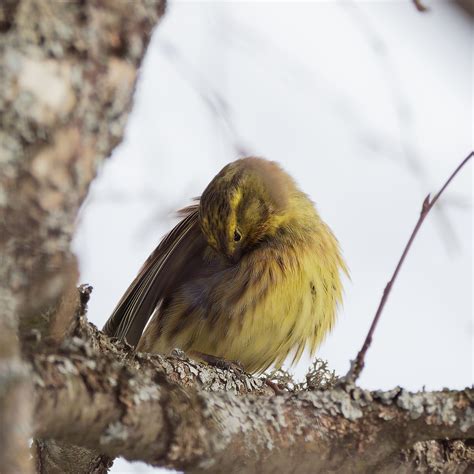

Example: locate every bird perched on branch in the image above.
[103,157,347,373]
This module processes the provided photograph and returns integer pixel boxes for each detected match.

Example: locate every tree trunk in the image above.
[0,1,165,472]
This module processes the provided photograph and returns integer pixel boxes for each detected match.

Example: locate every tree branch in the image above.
[346,152,473,383]
[31,321,474,473]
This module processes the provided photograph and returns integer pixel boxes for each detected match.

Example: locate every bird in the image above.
[103,157,347,374]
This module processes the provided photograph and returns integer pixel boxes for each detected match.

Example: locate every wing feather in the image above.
[102,204,205,347]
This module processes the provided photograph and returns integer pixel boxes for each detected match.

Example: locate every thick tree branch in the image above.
[31,323,474,473]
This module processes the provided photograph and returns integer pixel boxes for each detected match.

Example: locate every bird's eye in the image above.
[233,230,242,242]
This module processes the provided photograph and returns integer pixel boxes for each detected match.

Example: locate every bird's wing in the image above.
[102,204,206,347]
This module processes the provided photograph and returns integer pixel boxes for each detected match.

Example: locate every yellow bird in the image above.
[104,157,347,373]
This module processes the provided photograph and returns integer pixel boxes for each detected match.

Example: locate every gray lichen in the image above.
[266,358,337,392]
[460,407,473,433]
[397,389,425,420]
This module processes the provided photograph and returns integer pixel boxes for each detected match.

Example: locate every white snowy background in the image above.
[72,1,473,472]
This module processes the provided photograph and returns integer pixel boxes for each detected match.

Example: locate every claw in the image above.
[190,351,245,373]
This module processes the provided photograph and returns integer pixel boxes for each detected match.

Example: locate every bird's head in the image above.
[199,157,295,263]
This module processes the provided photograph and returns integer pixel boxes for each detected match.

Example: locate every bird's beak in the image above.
[228,248,242,264]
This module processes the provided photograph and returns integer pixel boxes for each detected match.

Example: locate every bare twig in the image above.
[345,152,473,383]
[413,0,429,12]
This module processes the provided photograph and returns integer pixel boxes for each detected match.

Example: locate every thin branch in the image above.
[346,152,473,383]
[413,0,429,12]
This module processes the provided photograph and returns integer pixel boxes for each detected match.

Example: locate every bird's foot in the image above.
[190,351,245,373]
[264,379,286,395]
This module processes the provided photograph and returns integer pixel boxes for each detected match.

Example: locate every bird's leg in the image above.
[189,350,245,373]
[190,351,285,395]
[264,379,286,395]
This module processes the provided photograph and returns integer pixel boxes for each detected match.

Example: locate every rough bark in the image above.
[31,317,474,473]
[0,0,165,345]
[0,1,165,472]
